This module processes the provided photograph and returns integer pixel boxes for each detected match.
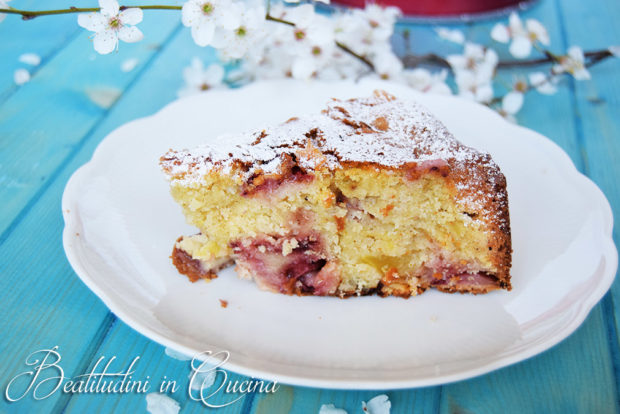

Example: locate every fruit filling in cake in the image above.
[161,90,512,298]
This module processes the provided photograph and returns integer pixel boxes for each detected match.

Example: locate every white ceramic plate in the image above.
[62,79,617,389]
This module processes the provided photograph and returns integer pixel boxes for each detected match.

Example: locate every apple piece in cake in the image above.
[160,90,512,298]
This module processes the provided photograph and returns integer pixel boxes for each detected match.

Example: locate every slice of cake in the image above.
[160,90,512,298]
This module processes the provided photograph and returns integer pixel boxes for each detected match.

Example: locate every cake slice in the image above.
[160,90,511,298]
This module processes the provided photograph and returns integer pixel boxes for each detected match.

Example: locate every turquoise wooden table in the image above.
[1,0,619,412]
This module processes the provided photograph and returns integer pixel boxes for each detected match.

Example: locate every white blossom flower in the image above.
[362,394,391,414]
[402,68,451,95]
[353,4,401,44]
[287,4,334,47]
[284,5,338,80]
[14,68,30,85]
[447,43,498,80]
[177,58,225,97]
[447,43,497,103]
[145,393,180,414]
[290,41,337,80]
[212,4,266,60]
[552,46,590,80]
[528,71,558,94]
[182,0,238,47]
[372,50,403,80]
[319,403,348,414]
[435,27,465,44]
[491,12,549,58]
[0,0,11,24]
[609,46,620,57]
[78,0,143,55]
[453,70,494,103]
[19,53,41,66]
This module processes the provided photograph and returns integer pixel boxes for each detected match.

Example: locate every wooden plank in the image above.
[252,386,439,414]
[2,1,617,412]
[0,23,252,412]
[440,308,616,414]
[435,0,619,412]
[554,0,620,399]
[0,5,181,241]
[0,14,184,414]
[62,323,251,413]
[0,0,80,103]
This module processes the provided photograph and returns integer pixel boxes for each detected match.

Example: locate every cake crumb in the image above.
[219,299,228,308]
[281,238,299,256]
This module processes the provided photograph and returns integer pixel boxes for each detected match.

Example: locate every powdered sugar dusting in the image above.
[161,91,482,184]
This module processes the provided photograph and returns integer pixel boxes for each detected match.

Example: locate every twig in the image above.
[489,50,612,106]
[0,5,613,75]
[0,5,180,20]
[401,49,613,69]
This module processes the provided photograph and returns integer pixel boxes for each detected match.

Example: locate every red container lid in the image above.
[332,0,524,17]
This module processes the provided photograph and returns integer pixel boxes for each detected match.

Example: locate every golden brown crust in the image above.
[171,236,233,283]
[171,244,216,282]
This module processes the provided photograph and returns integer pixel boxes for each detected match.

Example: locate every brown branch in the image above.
[0,5,181,20]
[402,49,613,69]
[488,50,613,106]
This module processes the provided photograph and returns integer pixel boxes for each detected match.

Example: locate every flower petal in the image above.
[509,36,532,58]
[362,394,391,414]
[572,67,591,81]
[14,68,30,85]
[291,56,316,80]
[490,23,510,43]
[93,29,118,54]
[0,1,9,23]
[203,64,225,85]
[475,83,494,103]
[567,45,585,63]
[502,91,524,114]
[19,53,41,66]
[404,68,431,90]
[319,404,347,414]
[191,21,215,46]
[528,72,557,95]
[118,25,143,43]
[508,12,524,35]
[435,27,465,44]
[446,55,466,71]
[525,19,549,45]
[217,8,241,30]
[145,393,180,414]
[119,7,143,25]
[429,82,452,95]
[181,1,202,27]
[121,57,139,72]
[464,42,484,60]
[99,0,119,17]
[78,12,107,32]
